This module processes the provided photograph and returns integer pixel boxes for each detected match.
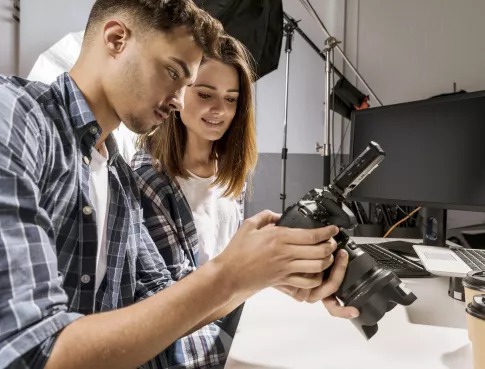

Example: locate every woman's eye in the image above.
[226,97,237,104]
[198,93,211,99]
[168,69,179,80]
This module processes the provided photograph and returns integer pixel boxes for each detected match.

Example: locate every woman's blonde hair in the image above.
[138,34,257,199]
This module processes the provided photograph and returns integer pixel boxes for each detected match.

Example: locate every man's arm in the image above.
[45,211,344,369]
[0,93,83,368]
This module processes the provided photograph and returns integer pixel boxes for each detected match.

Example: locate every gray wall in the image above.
[19,0,94,77]
[0,0,18,75]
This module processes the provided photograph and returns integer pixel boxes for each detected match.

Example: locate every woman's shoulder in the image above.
[131,148,175,195]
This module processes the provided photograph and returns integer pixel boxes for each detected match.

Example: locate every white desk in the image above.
[225,237,473,369]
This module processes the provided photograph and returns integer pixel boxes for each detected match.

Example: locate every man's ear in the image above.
[102,20,131,57]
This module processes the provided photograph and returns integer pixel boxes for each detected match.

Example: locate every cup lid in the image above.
[462,270,485,290]
[467,294,485,320]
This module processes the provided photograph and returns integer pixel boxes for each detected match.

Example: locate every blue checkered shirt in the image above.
[0,73,227,368]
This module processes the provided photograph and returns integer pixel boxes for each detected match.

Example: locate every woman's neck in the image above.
[183,130,215,178]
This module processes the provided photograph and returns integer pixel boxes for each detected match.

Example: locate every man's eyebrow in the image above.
[169,57,191,78]
[194,84,240,93]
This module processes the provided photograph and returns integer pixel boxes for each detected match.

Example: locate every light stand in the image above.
[321,37,341,188]
[299,0,383,107]
[298,0,383,188]
[280,17,298,213]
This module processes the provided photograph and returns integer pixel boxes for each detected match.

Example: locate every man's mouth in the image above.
[202,118,223,125]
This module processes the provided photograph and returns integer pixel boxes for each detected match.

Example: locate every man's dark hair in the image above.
[85,0,223,57]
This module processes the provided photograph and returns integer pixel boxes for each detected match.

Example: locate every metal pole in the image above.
[322,38,339,188]
[283,12,344,80]
[280,20,296,213]
[299,0,383,106]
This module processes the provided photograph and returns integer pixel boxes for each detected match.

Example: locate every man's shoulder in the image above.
[0,74,58,107]
[0,74,65,129]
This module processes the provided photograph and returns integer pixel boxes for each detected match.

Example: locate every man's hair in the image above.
[138,34,258,200]
[85,0,223,57]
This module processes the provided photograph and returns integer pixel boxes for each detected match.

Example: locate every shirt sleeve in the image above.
[0,90,82,368]
[134,222,175,301]
[133,165,194,282]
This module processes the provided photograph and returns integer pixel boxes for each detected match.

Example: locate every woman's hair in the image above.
[138,34,258,199]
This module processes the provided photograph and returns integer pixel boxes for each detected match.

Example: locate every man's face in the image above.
[102,25,203,134]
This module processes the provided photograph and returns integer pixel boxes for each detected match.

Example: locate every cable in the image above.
[383,207,422,238]
[330,119,351,174]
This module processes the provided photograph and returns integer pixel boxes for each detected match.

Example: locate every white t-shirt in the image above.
[177,172,242,266]
[88,146,110,293]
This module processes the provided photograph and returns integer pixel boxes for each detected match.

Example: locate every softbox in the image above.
[194,0,283,80]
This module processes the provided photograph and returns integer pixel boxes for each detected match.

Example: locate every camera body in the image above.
[276,142,417,339]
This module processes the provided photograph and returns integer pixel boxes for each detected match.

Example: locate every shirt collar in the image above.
[55,72,119,163]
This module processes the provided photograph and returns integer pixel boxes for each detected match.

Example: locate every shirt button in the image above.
[89,126,99,135]
[81,275,91,283]
[83,156,90,165]
[83,206,93,215]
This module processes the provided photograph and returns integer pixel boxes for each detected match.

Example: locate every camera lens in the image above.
[325,231,417,339]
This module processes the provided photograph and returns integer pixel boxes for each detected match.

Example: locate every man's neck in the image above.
[69,56,121,150]
[183,130,214,178]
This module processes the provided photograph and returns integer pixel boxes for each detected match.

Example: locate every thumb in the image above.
[245,209,281,230]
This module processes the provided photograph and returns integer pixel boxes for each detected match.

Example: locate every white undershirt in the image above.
[177,171,240,266]
[88,146,110,293]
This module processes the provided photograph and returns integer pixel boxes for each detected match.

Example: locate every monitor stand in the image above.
[421,208,448,247]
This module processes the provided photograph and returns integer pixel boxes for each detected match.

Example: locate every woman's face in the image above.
[180,59,240,142]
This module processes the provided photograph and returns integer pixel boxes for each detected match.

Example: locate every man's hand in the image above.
[213,209,340,295]
[274,249,360,319]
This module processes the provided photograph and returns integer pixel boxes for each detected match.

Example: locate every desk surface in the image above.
[225,237,473,369]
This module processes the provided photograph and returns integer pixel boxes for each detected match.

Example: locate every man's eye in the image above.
[198,93,211,99]
[168,69,179,80]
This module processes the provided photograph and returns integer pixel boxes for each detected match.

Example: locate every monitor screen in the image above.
[349,91,485,212]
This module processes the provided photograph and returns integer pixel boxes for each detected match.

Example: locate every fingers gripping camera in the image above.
[276,142,417,339]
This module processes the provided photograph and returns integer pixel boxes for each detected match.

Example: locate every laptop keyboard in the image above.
[454,249,485,271]
[359,243,431,277]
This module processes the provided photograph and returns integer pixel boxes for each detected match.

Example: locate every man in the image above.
[0,1,358,368]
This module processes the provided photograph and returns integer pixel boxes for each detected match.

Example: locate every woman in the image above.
[132,34,256,282]
[131,37,257,361]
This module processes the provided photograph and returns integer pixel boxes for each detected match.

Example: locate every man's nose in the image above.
[168,88,185,112]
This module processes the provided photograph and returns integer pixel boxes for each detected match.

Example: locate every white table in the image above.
[225,237,473,369]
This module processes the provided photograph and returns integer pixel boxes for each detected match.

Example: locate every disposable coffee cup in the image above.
[463,271,485,305]
[466,294,485,369]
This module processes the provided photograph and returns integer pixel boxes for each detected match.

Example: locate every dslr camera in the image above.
[276,141,417,339]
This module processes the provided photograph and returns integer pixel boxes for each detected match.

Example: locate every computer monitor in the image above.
[349,90,485,246]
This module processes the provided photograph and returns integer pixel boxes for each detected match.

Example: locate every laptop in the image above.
[413,245,485,278]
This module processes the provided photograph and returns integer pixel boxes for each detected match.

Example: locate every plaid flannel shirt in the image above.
[0,73,226,369]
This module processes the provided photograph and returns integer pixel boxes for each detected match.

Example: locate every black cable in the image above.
[330,119,351,175]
